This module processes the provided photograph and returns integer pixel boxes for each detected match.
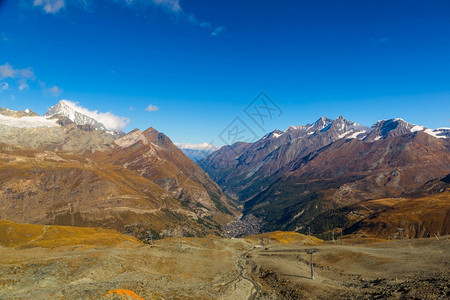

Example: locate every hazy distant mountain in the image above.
[199,116,450,232]
[175,143,220,162]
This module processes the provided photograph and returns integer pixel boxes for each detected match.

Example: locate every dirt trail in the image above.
[219,250,262,300]
[20,225,50,246]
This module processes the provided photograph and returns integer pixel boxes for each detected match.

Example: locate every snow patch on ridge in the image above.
[272,132,282,138]
[347,130,367,139]
[337,130,353,139]
[410,125,425,132]
[0,114,58,128]
[424,129,447,139]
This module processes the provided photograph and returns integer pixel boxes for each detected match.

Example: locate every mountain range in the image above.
[1,101,448,240]
[0,101,238,239]
[199,116,450,235]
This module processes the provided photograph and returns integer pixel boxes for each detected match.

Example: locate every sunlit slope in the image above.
[0,144,206,233]
[308,190,450,239]
[93,127,240,224]
[0,220,140,248]
[247,231,322,245]
[348,190,450,238]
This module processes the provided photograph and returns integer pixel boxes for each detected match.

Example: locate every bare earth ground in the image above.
[0,234,449,299]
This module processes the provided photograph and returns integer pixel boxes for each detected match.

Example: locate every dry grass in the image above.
[106,289,146,300]
[0,220,140,248]
[247,231,323,245]
[354,191,450,238]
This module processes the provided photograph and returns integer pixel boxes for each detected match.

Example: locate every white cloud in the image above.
[61,100,130,131]
[34,0,65,14]
[0,63,35,80]
[0,82,9,91]
[19,82,29,91]
[0,63,64,96]
[187,14,211,28]
[151,0,181,12]
[0,63,15,79]
[145,104,159,112]
[175,142,220,151]
[121,0,181,12]
[0,63,39,93]
[31,0,223,37]
[210,26,226,37]
[48,85,62,96]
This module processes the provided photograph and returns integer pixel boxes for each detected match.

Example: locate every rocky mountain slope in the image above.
[200,117,450,232]
[0,143,209,235]
[92,127,239,225]
[199,116,369,198]
[0,104,238,237]
[0,105,116,152]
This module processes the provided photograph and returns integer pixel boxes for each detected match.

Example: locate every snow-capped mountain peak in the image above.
[45,100,109,132]
[308,116,333,132]
[363,118,449,141]
[326,116,368,139]
[363,118,415,142]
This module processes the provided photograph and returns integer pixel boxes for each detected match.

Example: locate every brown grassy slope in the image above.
[0,144,204,234]
[0,220,140,248]
[346,190,450,239]
[246,231,323,245]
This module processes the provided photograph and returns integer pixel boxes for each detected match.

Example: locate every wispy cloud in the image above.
[150,0,181,13]
[61,100,130,131]
[31,0,224,36]
[19,82,29,91]
[0,64,14,78]
[48,85,63,96]
[0,63,36,92]
[0,62,63,96]
[0,63,35,80]
[0,82,9,92]
[368,37,390,45]
[119,1,223,35]
[210,26,226,37]
[33,0,65,14]
[1,33,9,43]
[145,104,159,112]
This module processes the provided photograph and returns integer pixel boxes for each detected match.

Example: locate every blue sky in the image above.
[0,0,449,145]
